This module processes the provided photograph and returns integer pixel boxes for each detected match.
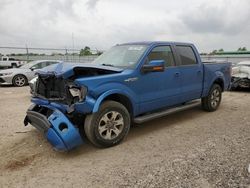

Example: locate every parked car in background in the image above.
[0,56,26,68]
[0,60,62,87]
[231,61,250,89]
[24,41,231,151]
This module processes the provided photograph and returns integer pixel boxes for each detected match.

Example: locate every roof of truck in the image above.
[119,41,194,46]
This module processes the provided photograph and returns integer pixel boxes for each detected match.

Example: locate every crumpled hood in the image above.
[36,62,124,79]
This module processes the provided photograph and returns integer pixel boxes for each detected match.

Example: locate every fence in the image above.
[1,46,250,64]
[0,46,99,63]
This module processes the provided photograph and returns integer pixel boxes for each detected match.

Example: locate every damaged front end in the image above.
[24,63,123,151]
[24,74,87,151]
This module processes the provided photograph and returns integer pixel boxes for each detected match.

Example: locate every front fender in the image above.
[92,89,137,115]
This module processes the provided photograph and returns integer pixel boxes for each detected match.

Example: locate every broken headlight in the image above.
[69,86,87,102]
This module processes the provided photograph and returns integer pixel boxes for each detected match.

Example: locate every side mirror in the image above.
[142,60,165,73]
[30,67,35,71]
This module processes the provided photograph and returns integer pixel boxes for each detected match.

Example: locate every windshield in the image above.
[93,45,147,68]
[20,61,39,69]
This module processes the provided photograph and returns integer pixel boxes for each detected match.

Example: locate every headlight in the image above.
[69,86,87,102]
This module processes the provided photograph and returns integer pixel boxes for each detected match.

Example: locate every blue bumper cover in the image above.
[24,104,84,151]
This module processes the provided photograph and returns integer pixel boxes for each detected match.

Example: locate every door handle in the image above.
[175,72,180,77]
[197,70,201,74]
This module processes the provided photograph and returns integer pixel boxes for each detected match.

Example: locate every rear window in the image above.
[176,46,197,65]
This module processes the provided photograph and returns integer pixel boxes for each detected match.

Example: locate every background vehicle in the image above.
[231,61,250,89]
[24,41,232,151]
[0,56,26,68]
[0,60,62,87]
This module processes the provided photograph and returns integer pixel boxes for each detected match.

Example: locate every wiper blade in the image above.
[101,63,114,67]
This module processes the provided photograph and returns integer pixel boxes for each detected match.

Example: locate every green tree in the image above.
[242,47,247,51]
[80,46,92,56]
[211,50,217,54]
[218,49,224,52]
[238,47,247,51]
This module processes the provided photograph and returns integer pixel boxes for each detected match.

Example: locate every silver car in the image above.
[0,60,62,87]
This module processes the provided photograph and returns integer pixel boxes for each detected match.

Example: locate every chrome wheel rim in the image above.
[98,111,124,140]
[211,89,220,108]
[15,76,25,86]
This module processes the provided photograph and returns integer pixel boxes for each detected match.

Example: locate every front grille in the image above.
[36,75,68,101]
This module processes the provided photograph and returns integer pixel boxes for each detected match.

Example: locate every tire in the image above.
[11,64,17,68]
[12,74,27,87]
[202,84,222,112]
[84,101,131,148]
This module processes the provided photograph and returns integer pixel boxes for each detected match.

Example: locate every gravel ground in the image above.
[0,86,249,188]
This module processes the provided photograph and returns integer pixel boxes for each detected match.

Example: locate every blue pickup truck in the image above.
[24,41,231,151]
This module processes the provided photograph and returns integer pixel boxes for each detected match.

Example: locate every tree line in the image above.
[1,46,103,57]
[200,47,248,55]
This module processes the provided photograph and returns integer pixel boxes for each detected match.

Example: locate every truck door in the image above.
[136,45,182,114]
[174,45,203,102]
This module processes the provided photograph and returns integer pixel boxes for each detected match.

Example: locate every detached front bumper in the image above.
[24,104,84,151]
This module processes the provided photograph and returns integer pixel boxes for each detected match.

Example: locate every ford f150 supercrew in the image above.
[24,41,232,151]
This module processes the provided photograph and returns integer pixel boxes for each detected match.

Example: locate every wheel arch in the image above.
[213,77,224,91]
[11,63,17,67]
[92,90,135,117]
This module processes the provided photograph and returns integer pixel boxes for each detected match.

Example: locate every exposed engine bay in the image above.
[33,65,122,105]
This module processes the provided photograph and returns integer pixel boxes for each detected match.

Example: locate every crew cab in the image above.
[24,41,232,151]
[0,56,26,68]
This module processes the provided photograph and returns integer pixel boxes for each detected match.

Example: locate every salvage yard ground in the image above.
[0,86,249,188]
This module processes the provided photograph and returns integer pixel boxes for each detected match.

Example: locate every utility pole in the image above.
[25,44,29,61]
[72,32,75,62]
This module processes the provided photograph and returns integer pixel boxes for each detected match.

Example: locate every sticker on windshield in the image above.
[128,62,136,65]
[128,46,144,51]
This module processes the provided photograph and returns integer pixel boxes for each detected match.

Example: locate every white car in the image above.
[0,60,62,87]
[231,61,250,89]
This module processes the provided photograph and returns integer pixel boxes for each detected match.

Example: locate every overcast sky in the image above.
[0,0,250,52]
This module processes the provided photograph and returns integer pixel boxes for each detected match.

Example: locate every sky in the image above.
[0,0,250,53]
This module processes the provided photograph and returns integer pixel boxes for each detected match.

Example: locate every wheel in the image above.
[11,64,17,68]
[12,74,27,87]
[84,101,131,148]
[202,84,222,112]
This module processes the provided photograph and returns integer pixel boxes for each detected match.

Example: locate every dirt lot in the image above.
[0,86,249,188]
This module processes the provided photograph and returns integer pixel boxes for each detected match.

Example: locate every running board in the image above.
[134,100,201,124]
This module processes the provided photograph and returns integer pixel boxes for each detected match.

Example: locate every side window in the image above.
[47,61,57,66]
[41,62,49,68]
[147,46,175,67]
[31,63,42,69]
[176,46,197,65]
[2,57,7,61]
[46,61,51,66]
